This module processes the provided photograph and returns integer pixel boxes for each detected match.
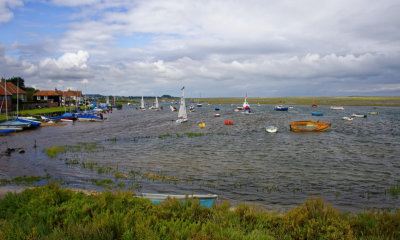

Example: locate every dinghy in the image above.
[330,106,344,110]
[311,112,323,116]
[342,117,354,121]
[351,114,367,118]
[176,86,188,123]
[275,105,288,111]
[266,126,278,133]
[290,121,331,132]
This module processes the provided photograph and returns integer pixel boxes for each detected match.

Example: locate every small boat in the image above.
[0,120,31,129]
[311,112,323,116]
[330,106,344,110]
[234,109,240,112]
[140,96,146,110]
[342,117,354,121]
[215,108,220,111]
[0,129,16,134]
[265,126,278,133]
[141,193,218,208]
[14,117,41,127]
[77,114,103,122]
[60,113,77,121]
[368,112,379,115]
[197,103,203,107]
[214,114,221,117]
[224,120,234,125]
[275,105,288,111]
[189,106,195,112]
[176,86,188,123]
[170,105,178,112]
[351,114,367,118]
[242,94,250,110]
[312,104,317,107]
[290,121,331,132]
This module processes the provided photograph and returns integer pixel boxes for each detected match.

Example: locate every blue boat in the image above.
[275,105,288,111]
[14,118,41,127]
[77,114,103,122]
[141,193,218,208]
[0,129,15,134]
[215,108,220,111]
[312,112,324,116]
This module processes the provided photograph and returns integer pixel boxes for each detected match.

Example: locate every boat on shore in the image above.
[289,121,331,132]
[141,193,218,208]
[330,106,344,110]
[77,114,103,122]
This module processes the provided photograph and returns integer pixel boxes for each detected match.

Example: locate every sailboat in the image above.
[176,86,188,123]
[150,96,160,110]
[237,94,250,110]
[140,96,145,110]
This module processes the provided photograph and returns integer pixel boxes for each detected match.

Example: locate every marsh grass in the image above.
[0,183,399,239]
[0,174,51,186]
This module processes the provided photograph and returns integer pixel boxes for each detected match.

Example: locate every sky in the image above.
[0,0,400,97]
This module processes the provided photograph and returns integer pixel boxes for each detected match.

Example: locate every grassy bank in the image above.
[190,97,400,107]
[0,183,399,239]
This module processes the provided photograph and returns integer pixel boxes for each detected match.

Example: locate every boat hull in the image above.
[311,112,324,116]
[141,193,218,208]
[176,119,188,123]
[290,121,331,132]
[266,126,278,133]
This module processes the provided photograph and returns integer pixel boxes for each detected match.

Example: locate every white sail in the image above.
[155,96,159,109]
[243,95,249,109]
[140,96,145,109]
[177,87,187,121]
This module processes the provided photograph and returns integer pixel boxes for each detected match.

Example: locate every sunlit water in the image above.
[1,104,399,212]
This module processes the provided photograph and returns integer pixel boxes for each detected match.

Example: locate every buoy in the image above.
[199,122,206,128]
[224,120,234,125]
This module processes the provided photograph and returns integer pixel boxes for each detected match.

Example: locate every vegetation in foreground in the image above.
[0,183,399,239]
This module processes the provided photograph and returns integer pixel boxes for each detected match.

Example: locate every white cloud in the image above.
[0,0,23,23]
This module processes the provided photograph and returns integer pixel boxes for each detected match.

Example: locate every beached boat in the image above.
[311,112,324,116]
[77,114,103,122]
[0,129,15,134]
[14,118,41,127]
[342,117,354,121]
[60,113,77,122]
[289,121,331,132]
[141,193,218,208]
[330,106,344,110]
[275,105,288,111]
[176,86,188,123]
[351,114,367,118]
[0,120,30,130]
[266,126,278,133]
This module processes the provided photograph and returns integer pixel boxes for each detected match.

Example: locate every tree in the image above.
[7,77,26,90]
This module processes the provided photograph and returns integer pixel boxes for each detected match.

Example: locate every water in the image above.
[1,104,400,212]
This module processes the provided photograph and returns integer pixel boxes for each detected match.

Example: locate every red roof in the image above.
[0,86,12,96]
[33,90,62,96]
[0,79,27,95]
[64,89,82,97]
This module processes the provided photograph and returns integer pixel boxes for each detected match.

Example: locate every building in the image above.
[0,85,12,113]
[33,88,83,107]
[0,78,27,111]
[33,89,63,107]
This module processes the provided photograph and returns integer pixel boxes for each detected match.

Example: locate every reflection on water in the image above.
[1,104,400,212]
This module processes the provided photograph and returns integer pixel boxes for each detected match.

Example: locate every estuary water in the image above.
[1,103,400,212]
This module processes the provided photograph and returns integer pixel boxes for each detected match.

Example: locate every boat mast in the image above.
[5,79,8,121]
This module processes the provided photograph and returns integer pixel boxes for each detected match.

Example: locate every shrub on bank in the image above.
[0,182,399,239]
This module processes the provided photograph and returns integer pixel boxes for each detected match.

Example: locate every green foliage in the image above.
[0,185,399,239]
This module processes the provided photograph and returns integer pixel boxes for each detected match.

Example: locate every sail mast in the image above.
[178,86,187,119]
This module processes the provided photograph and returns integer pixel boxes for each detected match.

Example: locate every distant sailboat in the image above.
[140,96,145,110]
[155,96,159,110]
[176,86,188,123]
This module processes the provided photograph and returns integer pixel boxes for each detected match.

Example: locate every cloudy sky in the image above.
[1,0,399,97]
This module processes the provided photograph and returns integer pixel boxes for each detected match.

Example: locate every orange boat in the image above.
[289,121,331,132]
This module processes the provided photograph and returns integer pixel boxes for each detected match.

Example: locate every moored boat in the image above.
[342,117,354,121]
[266,126,278,133]
[275,105,288,111]
[141,193,218,208]
[368,112,379,115]
[311,112,323,116]
[77,114,103,122]
[289,121,331,132]
[330,106,344,110]
[214,114,221,117]
[351,114,367,118]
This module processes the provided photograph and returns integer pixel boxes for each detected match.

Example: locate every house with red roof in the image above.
[33,88,83,107]
[0,78,27,112]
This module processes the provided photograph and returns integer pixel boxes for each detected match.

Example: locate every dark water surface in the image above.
[1,104,400,212]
